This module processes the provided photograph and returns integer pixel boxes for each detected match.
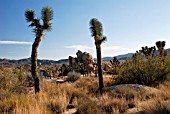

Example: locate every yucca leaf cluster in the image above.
[25,6,53,32]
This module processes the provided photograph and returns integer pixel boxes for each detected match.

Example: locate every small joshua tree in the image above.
[156,41,166,56]
[110,57,120,74]
[89,18,107,93]
[141,46,156,57]
[25,6,53,94]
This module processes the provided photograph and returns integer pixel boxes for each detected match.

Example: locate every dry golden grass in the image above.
[138,81,170,114]
[141,98,170,114]
[94,93,128,113]
[1,66,170,114]
[77,97,102,114]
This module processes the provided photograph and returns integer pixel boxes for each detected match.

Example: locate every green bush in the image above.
[66,71,81,82]
[116,54,170,86]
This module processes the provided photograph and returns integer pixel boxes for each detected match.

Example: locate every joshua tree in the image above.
[110,57,120,74]
[149,46,156,57]
[90,18,107,93]
[141,46,156,57]
[156,41,166,55]
[25,7,53,94]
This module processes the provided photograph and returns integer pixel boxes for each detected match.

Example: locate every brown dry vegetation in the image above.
[0,57,170,114]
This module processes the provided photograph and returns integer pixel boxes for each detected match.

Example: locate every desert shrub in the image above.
[14,81,70,114]
[46,92,68,114]
[59,64,70,76]
[0,67,80,114]
[66,71,81,82]
[157,81,170,100]
[142,99,170,114]
[95,93,128,113]
[0,93,16,113]
[0,100,16,113]
[0,66,31,94]
[40,81,87,113]
[113,86,140,100]
[13,93,51,114]
[77,97,102,114]
[117,55,170,86]
[74,77,97,94]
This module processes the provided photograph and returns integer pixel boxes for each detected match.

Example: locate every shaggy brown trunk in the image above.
[31,29,43,94]
[159,47,164,55]
[95,38,104,93]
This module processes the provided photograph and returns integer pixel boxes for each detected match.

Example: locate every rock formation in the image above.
[69,50,94,75]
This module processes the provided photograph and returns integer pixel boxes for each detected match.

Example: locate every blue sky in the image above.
[1,0,170,60]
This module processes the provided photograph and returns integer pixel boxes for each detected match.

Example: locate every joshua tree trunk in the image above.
[160,48,164,55]
[95,40,104,92]
[31,29,43,94]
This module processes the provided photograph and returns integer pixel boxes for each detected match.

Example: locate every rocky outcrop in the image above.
[69,56,78,70]
[69,50,94,75]
[104,84,169,114]
[107,84,164,96]
[76,50,94,64]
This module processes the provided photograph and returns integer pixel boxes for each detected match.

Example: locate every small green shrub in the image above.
[117,55,170,86]
[66,72,81,82]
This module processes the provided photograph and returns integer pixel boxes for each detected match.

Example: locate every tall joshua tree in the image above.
[90,18,107,93]
[25,7,53,94]
[156,41,166,55]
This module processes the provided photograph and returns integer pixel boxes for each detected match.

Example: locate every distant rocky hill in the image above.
[0,48,169,66]
[102,53,134,61]
[103,48,170,61]
[0,58,69,66]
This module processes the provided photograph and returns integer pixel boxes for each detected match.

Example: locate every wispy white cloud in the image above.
[65,45,94,50]
[0,41,32,45]
[65,45,128,51]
